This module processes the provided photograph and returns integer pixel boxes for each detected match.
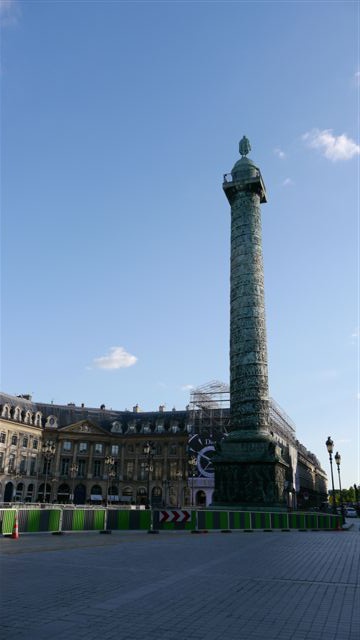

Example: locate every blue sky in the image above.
[1,0,359,488]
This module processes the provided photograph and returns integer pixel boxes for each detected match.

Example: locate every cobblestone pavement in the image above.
[1,526,359,640]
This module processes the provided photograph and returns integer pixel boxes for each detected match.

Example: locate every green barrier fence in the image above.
[0,508,342,535]
[0,509,61,534]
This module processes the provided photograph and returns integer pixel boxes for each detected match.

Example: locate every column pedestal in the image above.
[213,430,289,510]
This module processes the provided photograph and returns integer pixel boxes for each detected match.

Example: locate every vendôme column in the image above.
[213,137,288,509]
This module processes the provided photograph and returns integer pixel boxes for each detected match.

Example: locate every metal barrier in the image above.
[0,508,342,535]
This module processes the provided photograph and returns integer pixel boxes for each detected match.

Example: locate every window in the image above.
[125,461,134,480]
[43,459,51,475]
[0,452,4,470]
[127,444,134,453]
[78,459,86,477]
[154,444,162,455]
[111,445,119,456]
[61,458,70,475]
[169,444,177,456]
[19,458,27,474]
[0,432,6,444]
[30,458,36,475]
[8,454,15,473]
[22,437,28,448]
[169,461,177,479]
[154,462,162,480]
[26,484,34,500]
[93,460,101,477]
[63,441,72,452]
[94,443,103,455]
[78,442,88,454]
[91,484,102,497]
[34,412,42,427]
[33,439,38,450]
[139,462,147,481]
[11,435,18,446]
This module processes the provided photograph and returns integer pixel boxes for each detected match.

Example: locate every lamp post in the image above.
[108,468,116,505]
[188,456,197,507]
[143,442,155,508]
[41,440,56,503]
[12,473,23,502]
[176,470,183,508]
[70,462,79,504]
[334,451,345,523]
[325,436,336,515]
[143,441,159,534]
[104,456,115,507]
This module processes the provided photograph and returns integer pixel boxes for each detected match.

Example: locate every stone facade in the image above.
[0,391,327,507]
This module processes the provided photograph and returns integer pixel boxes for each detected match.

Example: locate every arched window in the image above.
[108,485,118,503]
[151,486,162,506]
[90,485,102,502]
[57,483,70,504]
[13,406,22,422]
[196,490,207,507]
[37,483,51,502]
[34,412,42,427]
[15,482,24,501]
[4,481,14,502]
[45,415,58,428]
[137,486,147,505]
[24,411,33,425]
[25,484,34,502]
[1,404,11,419]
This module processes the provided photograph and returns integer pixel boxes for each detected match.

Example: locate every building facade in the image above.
[0,390,327,508]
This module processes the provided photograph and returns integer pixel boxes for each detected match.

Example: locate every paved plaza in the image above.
[1,526,359,640]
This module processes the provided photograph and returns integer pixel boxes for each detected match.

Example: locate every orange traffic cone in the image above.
[11,512,19,539]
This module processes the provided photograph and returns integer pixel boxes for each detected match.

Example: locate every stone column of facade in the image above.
[213,137,288,509]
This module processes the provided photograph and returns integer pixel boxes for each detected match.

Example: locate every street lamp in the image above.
[175,470,183,508]
[188,456,197,507]
[70,462,79,504]
[104,456,115,507]
[143,442,155,508]
[41,440,56,503]
[12,473,23,502]
[325,436,336,515]
[108,468,116,505]
[334,451,345,524]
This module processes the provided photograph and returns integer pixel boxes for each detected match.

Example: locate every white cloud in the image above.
[0,0,21,26]
[274,148,286,159]
[282,178,294,187]
[92,346,137,370]
[181,384,194,391]
[302,128,360,162]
